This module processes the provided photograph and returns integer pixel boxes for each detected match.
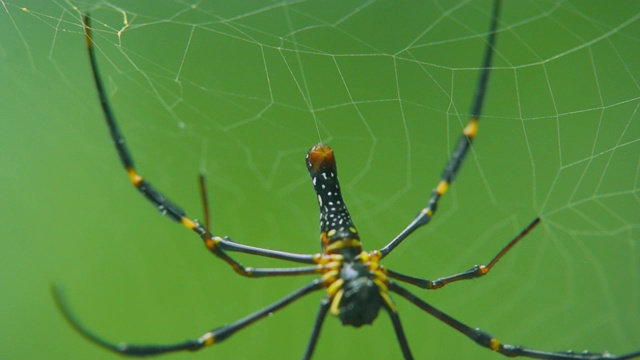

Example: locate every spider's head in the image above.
[306,144,362,257]
[306,144,335,174]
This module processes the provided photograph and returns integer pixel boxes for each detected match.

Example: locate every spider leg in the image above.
[52,280,323,356]
[379,0,501,258]
[386,302,413,360]
[82,14,316,277]
[197,174,323,279]
[389,282,640,360]
[302,294,415,360]
[302,297,331,360]
[385,217,540,289]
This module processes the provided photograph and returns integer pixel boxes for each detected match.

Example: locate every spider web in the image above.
[1,1,639,359]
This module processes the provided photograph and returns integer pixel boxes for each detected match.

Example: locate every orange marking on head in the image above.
[307,144,336,173]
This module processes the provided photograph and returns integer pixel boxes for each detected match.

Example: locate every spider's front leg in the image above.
[378,0,501,259]
[82,14,318,276]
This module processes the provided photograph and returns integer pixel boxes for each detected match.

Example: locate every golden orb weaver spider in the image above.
[53,1,640,359]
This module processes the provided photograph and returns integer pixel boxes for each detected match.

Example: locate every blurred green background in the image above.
[1,1,638,359]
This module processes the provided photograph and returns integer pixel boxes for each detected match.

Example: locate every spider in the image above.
[53,1,640,359]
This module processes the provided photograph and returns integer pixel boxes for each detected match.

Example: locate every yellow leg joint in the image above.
[180,217,197,230]
[321,270,340,285]
[422,208,434,216]
[126,167,143,186]
[201,332,215,346]
[205,237,216,250]
[327,278,344,296]
[380,291,397,313]
[436,180,449,195]
[478,265,488,275]
[464,117,479,138]
[330,289,344,316]
[489,338,501,351]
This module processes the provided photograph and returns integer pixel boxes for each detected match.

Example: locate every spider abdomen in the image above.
[336,261,383,327]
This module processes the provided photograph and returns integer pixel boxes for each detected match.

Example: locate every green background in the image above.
[1,1,639,359]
